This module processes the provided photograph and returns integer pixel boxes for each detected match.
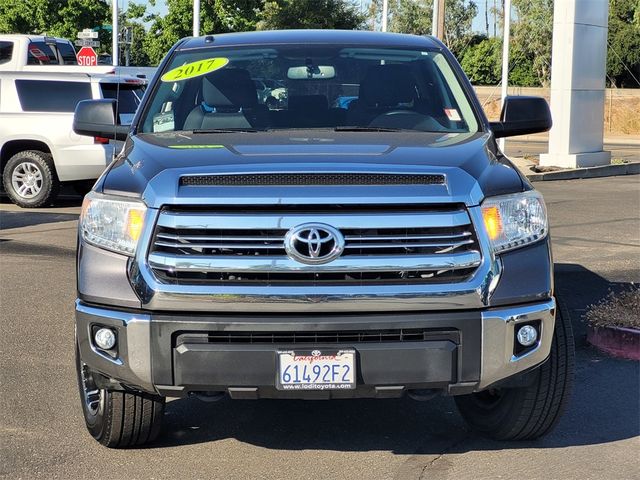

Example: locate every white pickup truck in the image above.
[0,70,146,207]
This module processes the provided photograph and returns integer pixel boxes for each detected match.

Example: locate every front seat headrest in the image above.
[359,64,418,108]
[202,68,258,108]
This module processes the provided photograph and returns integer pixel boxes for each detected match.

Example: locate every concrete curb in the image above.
[587,326,640,361]
[525,161,640,182]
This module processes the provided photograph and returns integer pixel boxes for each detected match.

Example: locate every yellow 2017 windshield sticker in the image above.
[161,57,229,82]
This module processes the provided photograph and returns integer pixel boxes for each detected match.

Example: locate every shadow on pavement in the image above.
[139,263,639,453]
[0,210,79,230]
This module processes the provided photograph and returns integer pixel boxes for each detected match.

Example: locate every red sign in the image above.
[76,46,97,66]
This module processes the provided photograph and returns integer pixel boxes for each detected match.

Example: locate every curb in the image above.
[525,162,640,182]
[587,325,640,361]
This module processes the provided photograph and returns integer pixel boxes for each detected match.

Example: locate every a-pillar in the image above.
[539,0,611,168]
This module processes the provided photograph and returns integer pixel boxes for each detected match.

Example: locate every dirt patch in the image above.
[586,288,640,329]
[480,97,640,136]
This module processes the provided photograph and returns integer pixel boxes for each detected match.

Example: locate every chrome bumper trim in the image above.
[75,300,155,393]
[478,298,556,390]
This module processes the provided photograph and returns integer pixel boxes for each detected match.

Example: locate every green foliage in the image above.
[607,0,640,87]
[257,0,366,31]
[442,0,478,57]
[460,36,538,86]
[511,0,552,87]
[370,0,477,58]
[144,0,262,65]
[460,37,500,85]
[388,0,433,36]
[0,0,110,47]
[121,3,149,66]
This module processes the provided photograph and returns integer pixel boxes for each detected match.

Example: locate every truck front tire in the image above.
[455,301,575,440]
[2,150,59,208]
[75,344,165,448]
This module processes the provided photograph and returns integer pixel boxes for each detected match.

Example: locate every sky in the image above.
[125,0,500,36]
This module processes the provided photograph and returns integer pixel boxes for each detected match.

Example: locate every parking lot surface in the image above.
[1,176,638,479]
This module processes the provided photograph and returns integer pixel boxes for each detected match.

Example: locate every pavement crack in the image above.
[418,433,469,480]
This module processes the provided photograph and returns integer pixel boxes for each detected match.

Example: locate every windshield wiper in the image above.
[191,128,258,134]
[334,126,406,132]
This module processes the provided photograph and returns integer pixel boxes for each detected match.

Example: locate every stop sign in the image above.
[77,46,97,66]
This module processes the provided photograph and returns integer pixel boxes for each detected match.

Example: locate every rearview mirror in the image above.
[490,96,552,138]
[73,99,129,141]
[287,65,336,80]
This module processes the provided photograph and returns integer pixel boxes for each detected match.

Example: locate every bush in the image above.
[460,38,501,85]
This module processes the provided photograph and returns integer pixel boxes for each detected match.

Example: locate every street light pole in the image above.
[499,0,511,152]
[381,0,388,32]
[193,0,200,37]
[432,0,445,39]
[112,0,118,66]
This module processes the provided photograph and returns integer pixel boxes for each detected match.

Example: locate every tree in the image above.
[511,0,552,87]
[144,0,261,65]
[607,0,640,87]
[120,2,149,66]
[388,0,432,36]
[257,0,366,31]
[460,37,500,85]
[369,0,478,58]
[443,0,478,57]
[0,0,109,42]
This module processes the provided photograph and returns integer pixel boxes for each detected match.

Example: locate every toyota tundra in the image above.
[72,30,574,448]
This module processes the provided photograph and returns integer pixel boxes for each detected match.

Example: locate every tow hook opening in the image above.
[189,391,226,402]
[407,389,442,401]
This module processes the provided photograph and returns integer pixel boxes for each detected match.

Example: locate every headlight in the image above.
[80,191,147,256]
[481,190,548,253]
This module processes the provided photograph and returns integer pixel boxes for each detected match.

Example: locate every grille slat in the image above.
[343,240,474,249]
[149,205,481,286]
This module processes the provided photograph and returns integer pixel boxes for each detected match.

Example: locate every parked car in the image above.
[72,30,573,448]
[0,34,78,68]
[0,71,146,207]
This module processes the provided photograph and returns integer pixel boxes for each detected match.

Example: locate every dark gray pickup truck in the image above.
[72,30,574,448]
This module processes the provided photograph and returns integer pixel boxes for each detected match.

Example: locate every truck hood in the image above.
[100,130,525,208]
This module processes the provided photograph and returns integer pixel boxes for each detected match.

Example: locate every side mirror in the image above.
[73,99,129,141]
[489,96,552,138]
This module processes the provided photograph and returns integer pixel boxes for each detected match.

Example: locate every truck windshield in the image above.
[140,45,479,134]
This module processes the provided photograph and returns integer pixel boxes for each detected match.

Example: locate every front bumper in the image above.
[75,298,555,399]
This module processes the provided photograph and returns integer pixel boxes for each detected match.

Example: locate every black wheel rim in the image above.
[79,361,103,417]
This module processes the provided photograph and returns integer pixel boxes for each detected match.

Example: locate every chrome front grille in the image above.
[148,206,481,286]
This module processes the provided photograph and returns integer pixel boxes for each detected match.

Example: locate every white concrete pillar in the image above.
[539,0,611,168]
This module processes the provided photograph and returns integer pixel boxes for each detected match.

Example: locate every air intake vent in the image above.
[180,173,446,186]
[175,329,460,346]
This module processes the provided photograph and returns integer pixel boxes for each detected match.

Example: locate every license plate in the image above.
[277,350,356,390]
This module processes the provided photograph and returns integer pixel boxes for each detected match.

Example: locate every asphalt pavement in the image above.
[1,176,639,480]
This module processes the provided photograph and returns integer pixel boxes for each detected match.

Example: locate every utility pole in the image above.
[381,0,388,32]
[111,0,118,66]
[193,0,200,37]
[432,0,445,40]
[485,0,489,36]
[499,0,511,152]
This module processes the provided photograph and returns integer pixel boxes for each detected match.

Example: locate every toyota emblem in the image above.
[284,223,345,265]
